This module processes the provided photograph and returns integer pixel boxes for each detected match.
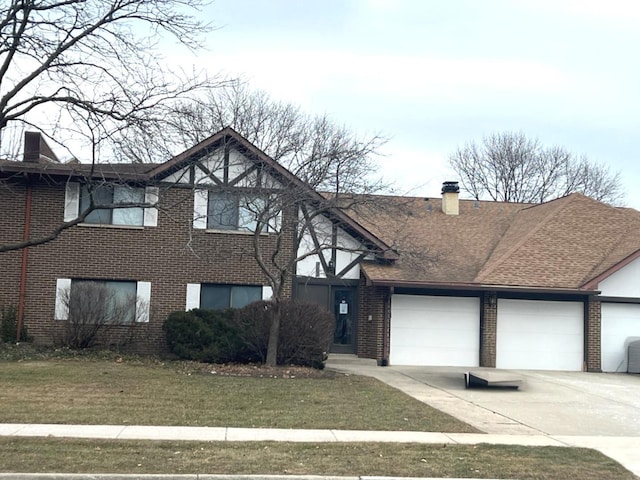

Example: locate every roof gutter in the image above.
[363,277,600,296]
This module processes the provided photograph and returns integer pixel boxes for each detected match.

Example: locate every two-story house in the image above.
[2,128,640,372]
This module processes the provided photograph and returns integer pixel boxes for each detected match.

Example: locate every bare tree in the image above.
[449,132,624,205]
[0,0,222,160]
[0,0,230,252]
[116,82,387,191]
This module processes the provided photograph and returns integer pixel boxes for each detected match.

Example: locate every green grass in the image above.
[0,438,634,479]
[0,358,477,432]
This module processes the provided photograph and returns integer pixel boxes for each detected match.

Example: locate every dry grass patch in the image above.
[0,438,634,480]
[0,358,477,432]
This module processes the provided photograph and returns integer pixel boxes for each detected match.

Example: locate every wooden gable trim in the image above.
[194,161,223,186]
[300,203,331,277]
[582,248,640,290]
[228,164,258,187]
[336,252,368,279]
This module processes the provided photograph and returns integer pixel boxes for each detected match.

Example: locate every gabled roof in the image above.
[358,193,640,293]
[148,127,396,258]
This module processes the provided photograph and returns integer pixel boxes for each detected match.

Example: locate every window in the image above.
[200,284,262,310]
[80,185,144,226]
[55,278,151,323]
[69,280,138,323]
[203,191,278,232]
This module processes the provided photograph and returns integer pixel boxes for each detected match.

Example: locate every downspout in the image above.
[16,183,32,341]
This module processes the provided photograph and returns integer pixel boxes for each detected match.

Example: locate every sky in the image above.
[173,0,640,206]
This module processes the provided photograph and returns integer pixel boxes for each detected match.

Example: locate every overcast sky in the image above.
[176,0,640,207]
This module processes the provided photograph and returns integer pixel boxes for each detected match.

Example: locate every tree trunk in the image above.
[265,302,281,366]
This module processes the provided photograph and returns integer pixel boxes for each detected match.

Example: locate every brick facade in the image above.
[357,278,389,363]
[0,182,25,313]
[0,180,292,353]
[585,296,602,372]
[480,292,497,367]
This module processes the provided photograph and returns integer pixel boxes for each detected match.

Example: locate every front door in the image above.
[295,281,357,354]
[332,287,357,354]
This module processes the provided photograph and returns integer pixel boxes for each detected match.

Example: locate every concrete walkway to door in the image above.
[325,354,640,477]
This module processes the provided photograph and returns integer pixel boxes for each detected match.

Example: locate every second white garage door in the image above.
[497,299,584,371]
[390,295,480,367]
[601,303,640,372]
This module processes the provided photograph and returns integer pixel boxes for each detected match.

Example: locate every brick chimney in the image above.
[441,181,459,215]
[23,131,60,163]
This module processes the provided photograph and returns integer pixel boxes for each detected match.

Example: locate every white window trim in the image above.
[136,281,151,323]
[64,183,80,222]
[54,278,71,320]
[193,189,208,230]
[143,187,159,227]
[262,286,273,301]
[186,283,201,310]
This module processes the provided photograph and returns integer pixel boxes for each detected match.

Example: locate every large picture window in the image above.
[80,185,144,226]
[200,284,262,310]
[69,280,138,324]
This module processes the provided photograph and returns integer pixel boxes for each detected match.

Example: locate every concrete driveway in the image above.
[393,366,640,436]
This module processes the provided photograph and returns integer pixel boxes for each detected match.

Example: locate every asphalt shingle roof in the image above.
[358,193,640,291]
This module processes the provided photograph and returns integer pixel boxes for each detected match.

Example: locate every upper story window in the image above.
[207,193,270,232]
[64,182,158,227]
[80,185,144,226]
[194,189,280,233]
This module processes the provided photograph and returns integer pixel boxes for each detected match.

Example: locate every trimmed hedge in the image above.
[163,308,255,363]
[164,300,335,368]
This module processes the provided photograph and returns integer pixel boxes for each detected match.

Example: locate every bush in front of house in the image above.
[1,305,31,343]
[164,300,334,369]
[234,300,334,369]
[276,300,334,369]
[163,308,255,363]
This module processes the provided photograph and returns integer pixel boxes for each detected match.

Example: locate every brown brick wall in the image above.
[480,292,497,367]
[0,180,293,353]
[0,182,26,312]
[357,276,389,362]
[585,296,602,372]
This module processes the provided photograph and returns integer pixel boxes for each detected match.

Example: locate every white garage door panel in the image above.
[601,303,640,372]
[497,299,583,371]
[390,295,479,367]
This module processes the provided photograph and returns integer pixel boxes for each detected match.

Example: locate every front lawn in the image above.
[0,355,477,432]
[0,438,635,480]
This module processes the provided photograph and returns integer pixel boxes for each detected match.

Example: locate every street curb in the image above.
[0,475,501,480]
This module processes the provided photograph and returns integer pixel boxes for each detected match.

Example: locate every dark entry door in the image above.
[295,282,357,354]
[332,288,356,353]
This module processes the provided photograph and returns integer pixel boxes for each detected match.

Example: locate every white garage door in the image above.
[601,303,640,372]
[390,295,480,367]
[497,299,583,371]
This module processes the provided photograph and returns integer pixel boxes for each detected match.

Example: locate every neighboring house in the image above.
[1,129,639,373]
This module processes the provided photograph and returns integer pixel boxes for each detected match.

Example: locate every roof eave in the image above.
[582,247,640,290]
[363,278,600,295]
